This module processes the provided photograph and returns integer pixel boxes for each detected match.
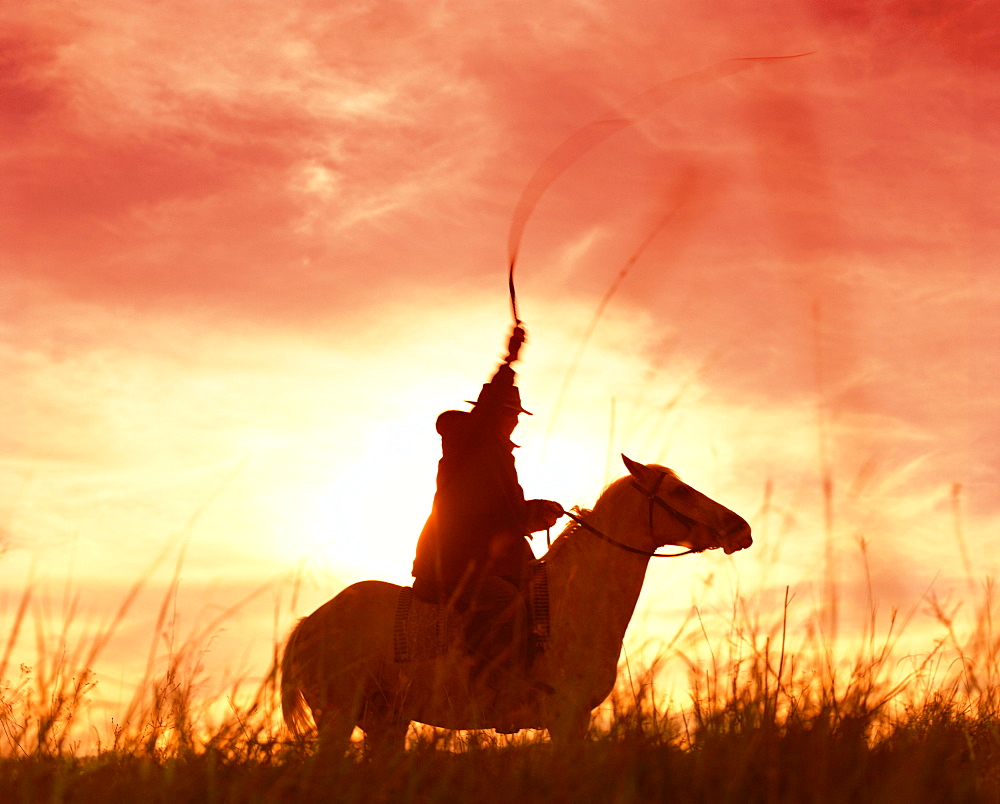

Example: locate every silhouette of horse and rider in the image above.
[280,324,752,746]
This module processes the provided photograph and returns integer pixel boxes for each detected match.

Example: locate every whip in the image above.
[503,52,813,328]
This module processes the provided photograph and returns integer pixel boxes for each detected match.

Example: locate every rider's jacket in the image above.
[411,364,535,608]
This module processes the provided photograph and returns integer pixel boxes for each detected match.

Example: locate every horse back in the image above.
[290,581,401,677]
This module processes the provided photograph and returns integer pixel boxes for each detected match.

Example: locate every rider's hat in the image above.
[466,384,532,415]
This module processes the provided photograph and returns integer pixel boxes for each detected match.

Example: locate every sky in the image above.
[2,0,998,724]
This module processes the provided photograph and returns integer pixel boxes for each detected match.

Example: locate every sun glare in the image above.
[293,415,439,585]
[280,405,619,586]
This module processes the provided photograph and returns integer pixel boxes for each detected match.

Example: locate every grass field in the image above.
[3,571,1000,804]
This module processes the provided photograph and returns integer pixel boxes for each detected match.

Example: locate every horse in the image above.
[280,455,752,751]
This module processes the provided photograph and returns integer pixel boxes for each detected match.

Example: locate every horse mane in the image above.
[539,509,592,561]
[539,464,680,561]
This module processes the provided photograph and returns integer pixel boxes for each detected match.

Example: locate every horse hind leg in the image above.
[360,696,409,757]
[362,717,409,757]
[312,706,359,760]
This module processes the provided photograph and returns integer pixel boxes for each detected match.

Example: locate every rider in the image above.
[411,325,562,681]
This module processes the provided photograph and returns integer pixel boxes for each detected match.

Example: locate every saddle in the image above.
[394,562,550,664]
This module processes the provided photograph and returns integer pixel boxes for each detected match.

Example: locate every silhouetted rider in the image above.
[411,325,561,682]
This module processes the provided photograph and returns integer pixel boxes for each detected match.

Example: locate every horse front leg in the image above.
[546,704,591,746]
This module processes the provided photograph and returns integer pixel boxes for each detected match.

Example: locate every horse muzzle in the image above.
[722,518,753,555]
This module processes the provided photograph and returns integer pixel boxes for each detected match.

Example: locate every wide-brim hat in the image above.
[465,384,532,415]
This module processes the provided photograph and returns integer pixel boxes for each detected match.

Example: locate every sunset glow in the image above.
[3,0,998,735]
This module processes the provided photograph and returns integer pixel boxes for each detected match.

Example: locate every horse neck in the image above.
[545,490,652,649]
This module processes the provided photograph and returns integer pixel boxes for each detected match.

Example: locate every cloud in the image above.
[5,1,993,334]
[2,3,501,317]
[805,0,1000,71]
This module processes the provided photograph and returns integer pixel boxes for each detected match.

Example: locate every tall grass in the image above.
[3,565,1000,803]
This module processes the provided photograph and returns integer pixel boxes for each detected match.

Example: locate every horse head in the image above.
[622,454,752,555]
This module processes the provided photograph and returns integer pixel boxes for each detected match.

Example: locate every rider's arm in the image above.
[476,363,516,409]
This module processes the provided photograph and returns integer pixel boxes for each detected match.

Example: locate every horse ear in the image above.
[621,454,646,480]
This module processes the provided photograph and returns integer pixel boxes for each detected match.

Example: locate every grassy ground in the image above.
[1,699,998,802]
[3,583,1000,802]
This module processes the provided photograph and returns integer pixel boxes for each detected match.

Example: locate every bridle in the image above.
[557,470,704,559]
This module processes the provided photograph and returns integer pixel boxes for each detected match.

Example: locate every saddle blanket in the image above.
[393,562,550,664]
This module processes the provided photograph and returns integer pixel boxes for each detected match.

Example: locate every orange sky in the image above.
[3,1,998,722]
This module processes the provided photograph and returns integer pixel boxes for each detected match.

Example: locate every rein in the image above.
[555,472,701,559]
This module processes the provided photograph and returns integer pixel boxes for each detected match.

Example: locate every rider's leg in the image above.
[463,576,528,684]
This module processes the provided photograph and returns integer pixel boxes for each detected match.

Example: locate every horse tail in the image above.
[280,617,313,737]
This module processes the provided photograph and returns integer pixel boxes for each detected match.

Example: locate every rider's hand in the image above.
[528,499,563,531]
[506,326,526,363]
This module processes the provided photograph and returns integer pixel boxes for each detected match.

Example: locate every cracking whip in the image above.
[504,52,813,328]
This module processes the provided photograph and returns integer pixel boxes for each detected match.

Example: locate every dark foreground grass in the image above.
[2,703,999,803]
[5,580,1000,803]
